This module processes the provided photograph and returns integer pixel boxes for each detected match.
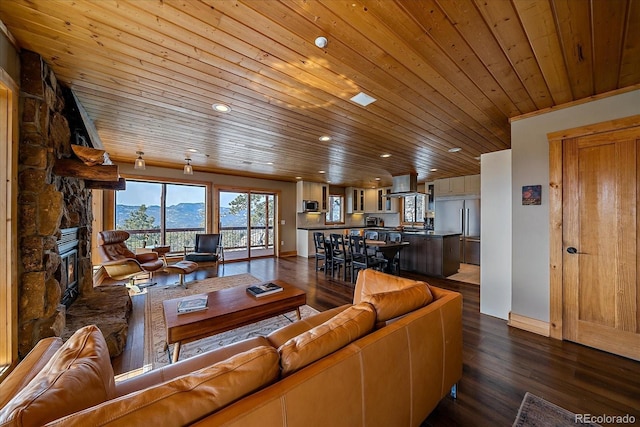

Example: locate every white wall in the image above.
[480,150,512,320]
[511,89,640,322]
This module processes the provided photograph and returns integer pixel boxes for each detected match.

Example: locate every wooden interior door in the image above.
[563,127,640,361]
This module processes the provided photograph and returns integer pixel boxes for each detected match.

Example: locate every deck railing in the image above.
[124,226,274,252]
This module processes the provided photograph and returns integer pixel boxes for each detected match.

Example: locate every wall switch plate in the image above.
[280,220,285,225]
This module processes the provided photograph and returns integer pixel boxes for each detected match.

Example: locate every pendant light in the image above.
[134,151,146,170]
[183,158,193,175]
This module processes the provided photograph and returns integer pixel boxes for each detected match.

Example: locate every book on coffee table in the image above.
[246,282,283,298]
[177,295,208,314]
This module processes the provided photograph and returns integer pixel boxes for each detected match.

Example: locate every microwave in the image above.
[303,200,319,212]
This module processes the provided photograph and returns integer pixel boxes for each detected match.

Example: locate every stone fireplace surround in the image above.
[18,50,130,358]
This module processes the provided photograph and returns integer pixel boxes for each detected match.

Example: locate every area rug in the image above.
[145,273,319,368]
[513,392,601,427]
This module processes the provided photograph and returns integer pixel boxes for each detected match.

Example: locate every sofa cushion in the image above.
[353,268,430,303]
[0,325,115,427]
[278,302,375,376]
[48,346,280,427]
[362,282,433,323]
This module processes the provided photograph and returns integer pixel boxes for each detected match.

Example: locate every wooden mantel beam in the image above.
[53,158,119,181]
[85,178,126,190]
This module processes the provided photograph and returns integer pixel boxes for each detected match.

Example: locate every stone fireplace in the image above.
[17,50,130,358]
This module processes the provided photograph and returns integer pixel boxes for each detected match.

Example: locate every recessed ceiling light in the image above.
[212,103,231,113]
[350,92,377,107]
[187,148,198,153]
[380,153,391,158]
[326,180,332,183]
[448,147,462,153]
[295,176,302,180]
[430,168,438,172]
[318,170,326,174]
[375,177,381,181]
[319,135,332,142]
[266,162,273,165]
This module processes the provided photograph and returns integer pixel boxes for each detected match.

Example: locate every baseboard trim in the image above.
[279,251,297,258]
[508,312,550,337]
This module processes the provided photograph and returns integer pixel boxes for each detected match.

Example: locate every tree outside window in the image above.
[403,194,426,224]
[326,195,344,223]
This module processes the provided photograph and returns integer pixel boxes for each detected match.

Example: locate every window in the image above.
[325,195,344,224]
[402,194,426,224]
[115,180,206,251]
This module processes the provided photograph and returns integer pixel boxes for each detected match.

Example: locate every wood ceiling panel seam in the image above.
[472,0,555,111]
[510,0,574,105]
[74,82,496,167]
[3,0,504,155]
[283,0,512,144]
[23,12,500,159]
[590,0,627,93]
[550,0,595,99]
[59,55,503,158]
[81,96,484,174]
[217,0,510,146]
[391,0,526,118]
[69,71,496,161]
[434,0,541,113]
[618,0,640,87]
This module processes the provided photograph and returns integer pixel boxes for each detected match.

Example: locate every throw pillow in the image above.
[362,282,433,322]
[0,325,115,426]
[279,302,376,376]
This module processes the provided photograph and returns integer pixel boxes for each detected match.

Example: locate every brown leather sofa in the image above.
[0,270,462,426]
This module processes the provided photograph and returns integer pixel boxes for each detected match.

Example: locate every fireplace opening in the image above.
[58,227,80,308]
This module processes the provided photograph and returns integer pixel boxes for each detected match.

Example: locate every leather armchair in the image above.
[97,230,165,285]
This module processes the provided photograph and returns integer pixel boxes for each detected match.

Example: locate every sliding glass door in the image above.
[219,190,276,260]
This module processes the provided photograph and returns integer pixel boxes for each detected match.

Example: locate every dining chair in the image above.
[350,235,387,283]
[386,233,403,274]
[364,230,378,240]
[329,233,351,282]
[313,232,330,275]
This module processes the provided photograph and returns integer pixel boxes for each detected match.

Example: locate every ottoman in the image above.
[164,260,198,288]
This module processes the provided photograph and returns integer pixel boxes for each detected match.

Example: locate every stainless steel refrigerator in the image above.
[435,198,480,265]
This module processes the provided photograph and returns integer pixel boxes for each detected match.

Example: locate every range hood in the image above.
[387,173,425,197]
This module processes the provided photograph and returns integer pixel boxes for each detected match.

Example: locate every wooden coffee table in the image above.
[162,279,306,363]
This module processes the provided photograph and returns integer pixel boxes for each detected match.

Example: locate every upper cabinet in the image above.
[296,181,328,212]
[434,174,480,197]
[346,187,366,214]
[377,187,398,213]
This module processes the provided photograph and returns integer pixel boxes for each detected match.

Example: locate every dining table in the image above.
[366,240,410,274]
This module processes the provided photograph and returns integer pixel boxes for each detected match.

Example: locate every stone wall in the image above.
[17,51,94,357]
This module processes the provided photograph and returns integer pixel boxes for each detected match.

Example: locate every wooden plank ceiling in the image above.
[1,0,639,187]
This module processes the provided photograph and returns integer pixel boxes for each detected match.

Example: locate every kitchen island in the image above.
[396,231,461,278]
[297,227,460,278]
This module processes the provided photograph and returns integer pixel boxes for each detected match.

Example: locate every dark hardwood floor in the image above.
[110,257,640,426]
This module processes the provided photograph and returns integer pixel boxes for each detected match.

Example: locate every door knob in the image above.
[567,247,578,254]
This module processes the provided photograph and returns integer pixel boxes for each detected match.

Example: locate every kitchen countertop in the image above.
[297,226,461,238]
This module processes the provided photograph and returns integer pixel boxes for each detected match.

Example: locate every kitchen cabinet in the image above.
[364,189,378,213]
[375,187,398,213]
[296,181,328,213]
[346,187,366,213]
[434,174,480,197]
